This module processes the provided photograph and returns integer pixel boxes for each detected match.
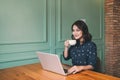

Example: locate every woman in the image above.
[63,20,97,74]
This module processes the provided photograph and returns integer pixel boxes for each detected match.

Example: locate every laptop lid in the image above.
[37,52,68,75]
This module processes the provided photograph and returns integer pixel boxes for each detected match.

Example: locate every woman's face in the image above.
[72,25,83,40]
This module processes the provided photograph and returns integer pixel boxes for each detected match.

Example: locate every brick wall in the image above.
[105,0,120,77]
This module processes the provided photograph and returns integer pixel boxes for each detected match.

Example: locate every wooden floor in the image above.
[0,63,120,80]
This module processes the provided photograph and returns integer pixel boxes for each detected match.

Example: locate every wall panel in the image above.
[0,0,50,69]
[0,0,47,44]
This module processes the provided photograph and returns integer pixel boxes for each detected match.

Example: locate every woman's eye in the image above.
[76,29,80,31]
[72,29,81,32]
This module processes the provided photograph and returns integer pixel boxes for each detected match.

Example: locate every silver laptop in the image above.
[37,52,71,75]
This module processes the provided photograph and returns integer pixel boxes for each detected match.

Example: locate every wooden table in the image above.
[0,63,120,80]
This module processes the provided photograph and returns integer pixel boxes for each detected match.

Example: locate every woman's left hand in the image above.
[68,66,84,74]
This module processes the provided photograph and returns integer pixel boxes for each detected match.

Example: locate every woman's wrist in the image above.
[64,47,69,52]
[65,46,68,49]
[77,66,84,71]
[79,65,93,71]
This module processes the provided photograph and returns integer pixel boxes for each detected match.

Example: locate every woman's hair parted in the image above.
[71,20,92,43]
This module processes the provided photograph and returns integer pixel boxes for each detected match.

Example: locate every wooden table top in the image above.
[0,63,120,80]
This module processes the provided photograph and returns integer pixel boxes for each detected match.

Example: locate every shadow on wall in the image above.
[94,57,102,72]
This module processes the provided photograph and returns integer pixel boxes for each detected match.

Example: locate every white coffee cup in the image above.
[68,40,76,45]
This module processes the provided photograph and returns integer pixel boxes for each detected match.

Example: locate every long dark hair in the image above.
[71,20,92,43]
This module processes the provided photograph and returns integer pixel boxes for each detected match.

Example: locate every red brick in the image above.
[105,0,120,77]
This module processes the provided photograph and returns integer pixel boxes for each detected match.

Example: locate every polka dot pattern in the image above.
[65,41,97,68]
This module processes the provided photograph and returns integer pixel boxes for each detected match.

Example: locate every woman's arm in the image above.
[64,47,69,58]
[68,65,93,74]
[63,40,70,58]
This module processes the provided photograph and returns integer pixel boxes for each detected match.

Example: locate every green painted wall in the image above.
[0,0,104,72]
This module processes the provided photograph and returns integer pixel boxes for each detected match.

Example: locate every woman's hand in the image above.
[64,40,70,48]
[68,66,84,74]
[68,65,93,74]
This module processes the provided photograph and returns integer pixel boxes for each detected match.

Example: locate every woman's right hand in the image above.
[64,40,70,48]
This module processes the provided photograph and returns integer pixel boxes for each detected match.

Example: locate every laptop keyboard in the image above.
[64,69,68,73]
